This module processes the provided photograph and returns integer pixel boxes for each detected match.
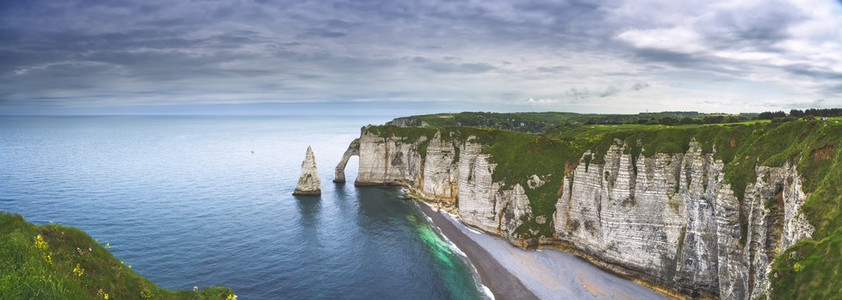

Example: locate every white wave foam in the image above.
[463,224,483,235]
[427,215,469,258]
[480,284,495,300]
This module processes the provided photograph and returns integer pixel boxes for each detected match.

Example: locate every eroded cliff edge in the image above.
[338,121,840,299]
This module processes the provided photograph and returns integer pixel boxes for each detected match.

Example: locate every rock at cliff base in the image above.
[293,146,321,195]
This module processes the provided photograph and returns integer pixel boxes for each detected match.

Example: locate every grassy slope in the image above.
[768,119,842,299]
[370,117,842,298]
[0,212,235,299]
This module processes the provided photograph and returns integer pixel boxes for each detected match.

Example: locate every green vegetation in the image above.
[478,131,582,237]
[767,121,842,299]
[770,236,842,299]
[760,108,842,120]
[0,211,235,299]
[389,112,581,133]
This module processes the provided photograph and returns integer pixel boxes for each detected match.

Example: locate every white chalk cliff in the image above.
[337,127,815,299]
[293,146,321,195]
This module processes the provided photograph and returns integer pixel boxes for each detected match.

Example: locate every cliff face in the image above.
[355,129,426,185]
[553,139,813,297]
[457,139,534,244]
[352,128,533,241]
[342,126,815,299]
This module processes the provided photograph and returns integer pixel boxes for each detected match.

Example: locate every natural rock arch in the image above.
[334,138,360,183]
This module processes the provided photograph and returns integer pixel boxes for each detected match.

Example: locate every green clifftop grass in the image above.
[368,117,842,298]
[0,212,235,299]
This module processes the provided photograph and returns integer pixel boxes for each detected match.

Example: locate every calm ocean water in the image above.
[0,116,483,299]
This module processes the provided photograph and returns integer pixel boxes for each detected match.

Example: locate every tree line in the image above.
[584,115,751,126]
[759,108,842,120]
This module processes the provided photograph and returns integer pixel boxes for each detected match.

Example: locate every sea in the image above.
[0,116,485,299]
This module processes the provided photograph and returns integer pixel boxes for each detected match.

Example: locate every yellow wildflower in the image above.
[106,243,110,248]
[49,221,53,224]
[141,286,154,299]
[34,234,48,250]
[128,264,132,269]
[794,261,804,272]
[194,286,199,292]
[73,263,85,277]
[97,289,109,299]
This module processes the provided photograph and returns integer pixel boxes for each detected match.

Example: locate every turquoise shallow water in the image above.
[0,116,483,299]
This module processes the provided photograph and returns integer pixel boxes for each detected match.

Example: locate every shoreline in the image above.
[415,200,670,300]
[416,201,539,300]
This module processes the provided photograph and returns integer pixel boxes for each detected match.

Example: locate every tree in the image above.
[790,109,805,118]
[759,111,786,120]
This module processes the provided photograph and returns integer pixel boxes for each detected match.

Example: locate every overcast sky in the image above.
[1,0,841,115]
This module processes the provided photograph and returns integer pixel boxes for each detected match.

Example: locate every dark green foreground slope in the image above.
[0,212,235,299]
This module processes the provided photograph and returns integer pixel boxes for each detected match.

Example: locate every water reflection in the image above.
[295,195,322,240]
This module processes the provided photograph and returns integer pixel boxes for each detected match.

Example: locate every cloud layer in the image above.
[1,0,840,114]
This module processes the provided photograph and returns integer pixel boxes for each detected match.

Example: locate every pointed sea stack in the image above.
[293,146,321,195]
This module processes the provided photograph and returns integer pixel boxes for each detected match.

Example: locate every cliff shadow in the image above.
[332,180,358,213]
[355,186,408,231]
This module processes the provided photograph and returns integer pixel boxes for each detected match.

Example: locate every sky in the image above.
[1,0,841,115]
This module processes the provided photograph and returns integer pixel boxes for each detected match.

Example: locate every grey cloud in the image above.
[296,28,347,39]
[629,48,747,76]
[559,86,623,104]
[596,86,620,97]
[784,65,842,80]
[631,82,650,91]
[536,66,570,73]
[422,62,496,74]
[703,1,806,50]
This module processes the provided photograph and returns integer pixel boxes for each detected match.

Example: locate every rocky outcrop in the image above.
[355,128,426,186]
[344,127,815,299]
[385,117,430,127]
[334,138,359,183]
[457,139,533,245]
[353,128,463,210]
[554,141,718,295]
[738,163,813,299]
[293,146,321,195]
[553,139,813,298]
